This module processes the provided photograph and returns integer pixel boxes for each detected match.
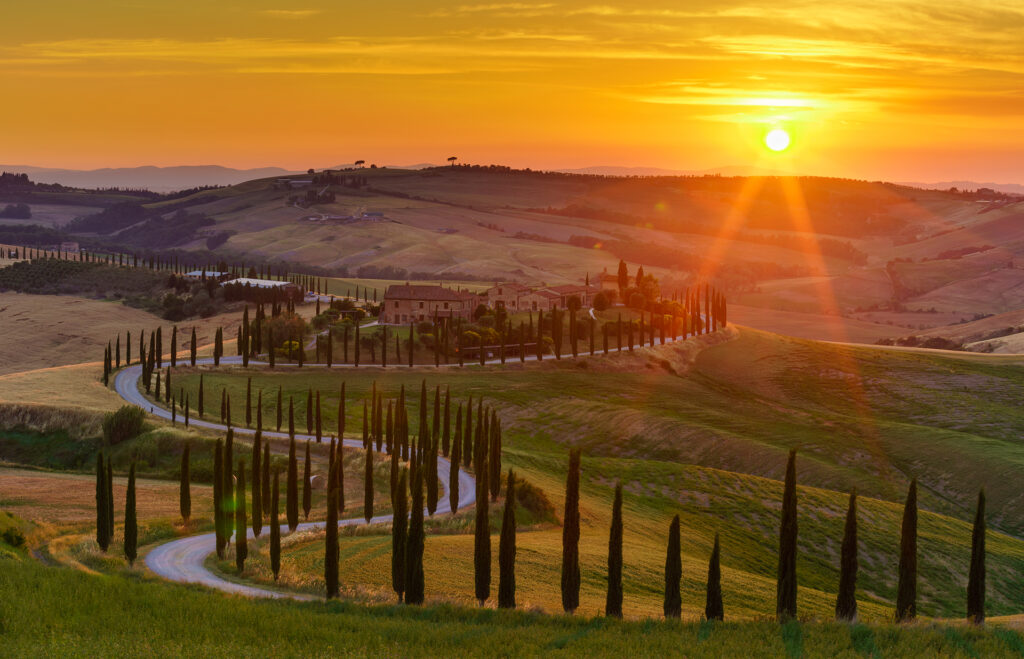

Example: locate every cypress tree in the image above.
[498,469,517,609]
[276,386,282,432]
[223,429,234,543]
[392,467,408,602]
[489,413,501,501]
[425,425,438,516]
[561,448,582,613]
[836,490,858,622]
[605,482,624,618]
[442,386,451,457]
[325,459,339,599]
[474,455,490,606]
[664,515,681,619]
[96,453,109,551]
[107,457,114,538]
[306,388,313,435]
[364,442,374,522]
[405,462,425,605]
[214,440,225,558]
[967,488,986,625]
[180,442,191,523]
[170,325,177,367]
[315,390,322,443]
[449,418,462,516]
[262,442,271,524]
[235,459,247,573]
[776,448,798,622]
[287,437,298,531]
[706,533,724,621]
[270,471,281,580]
[896,479,918,622]
[124,462,137,566]
[190,327,197,366]
[154,371,161,401]
[303,440,312,520]
[214,327,223,365]
[251,432,262,537]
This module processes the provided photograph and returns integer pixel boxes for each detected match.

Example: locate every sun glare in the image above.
[765,128,791,152]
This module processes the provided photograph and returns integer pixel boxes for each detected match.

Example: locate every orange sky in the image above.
[2,1,1022,182]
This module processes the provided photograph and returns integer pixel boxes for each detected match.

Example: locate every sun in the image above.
[765,128,791,152]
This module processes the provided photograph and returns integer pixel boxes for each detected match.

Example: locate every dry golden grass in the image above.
[0,466,210,524]
[0,362,124,412]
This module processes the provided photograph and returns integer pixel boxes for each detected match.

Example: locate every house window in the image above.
[394,301,399,308]
[419,302,425,309]
[444,302,449,309]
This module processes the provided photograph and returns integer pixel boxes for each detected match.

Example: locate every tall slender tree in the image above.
[303,440,312,520]
[605,483,624,618]
[776,449,798,622]
[235,459,248,572]
[124,462,138,566]
[214,440,225,558]
[664,515,681,619]
[270,471,281,580]
[498,469,517,609]
[561,448,582,613]
[107,457,114,538]
[287,437,299,531]
[896,478,918,622]
[96,453,109,551]
[251,433,262,536]
[190,327,197,365]
[392,467,408,602]
[706,533,724,621]
[474,455,491,606]
[404,462,425,604]
[967,488,986,625]
[836,490,858,622]
[262,443,271,525]
[325,459,339,599]
[179,442,191,523]
[364,443,374,522]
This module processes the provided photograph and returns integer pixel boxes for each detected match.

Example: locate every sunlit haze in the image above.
[1,1,1022,182]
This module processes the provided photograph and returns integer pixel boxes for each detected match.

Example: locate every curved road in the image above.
[114,362,476,600]
[117,322,706,599]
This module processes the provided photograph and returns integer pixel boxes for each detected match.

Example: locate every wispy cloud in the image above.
[259,9,322,19]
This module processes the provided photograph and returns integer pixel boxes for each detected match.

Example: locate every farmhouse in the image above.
[485,282,530,311]
[516,288,560,312]
[544,284,600,308]
[380,284,479,325]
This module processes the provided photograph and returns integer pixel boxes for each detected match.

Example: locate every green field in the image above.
[145,328,1024,619]
[3,556,1024,658]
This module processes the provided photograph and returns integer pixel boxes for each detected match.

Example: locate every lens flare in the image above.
[765,128,791,152]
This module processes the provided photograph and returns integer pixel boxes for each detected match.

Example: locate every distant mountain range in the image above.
[896,180,1024,196]
[0,164,298,193]
[2,162,1021,195]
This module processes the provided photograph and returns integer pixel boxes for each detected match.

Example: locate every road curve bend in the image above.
[113,363,476,600]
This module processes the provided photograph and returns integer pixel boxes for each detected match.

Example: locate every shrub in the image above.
[2,526,25,547]
[593,291,610,311]
[103,405,145,446]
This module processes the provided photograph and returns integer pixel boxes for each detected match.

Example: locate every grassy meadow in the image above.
[136,327,1024,619]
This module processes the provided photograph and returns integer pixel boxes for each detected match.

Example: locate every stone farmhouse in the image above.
[379,284,479,324]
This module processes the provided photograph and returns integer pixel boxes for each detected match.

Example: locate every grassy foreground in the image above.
[2,557,1024,658]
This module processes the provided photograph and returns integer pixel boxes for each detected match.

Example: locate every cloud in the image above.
[259,9,322,18]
